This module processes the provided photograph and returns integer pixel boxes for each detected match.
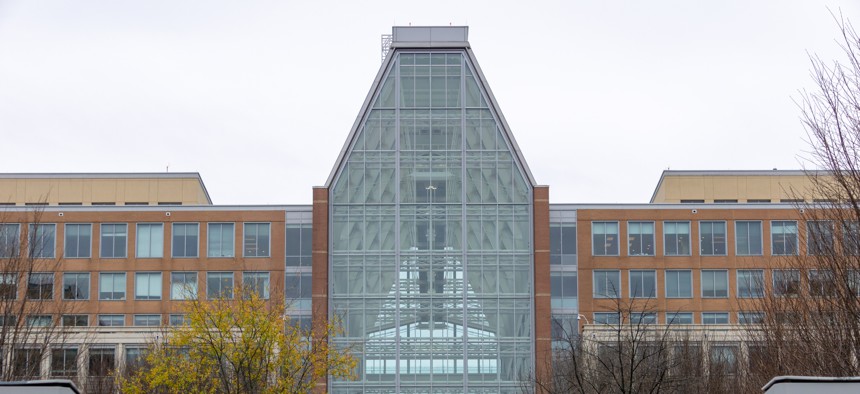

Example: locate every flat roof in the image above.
[0,172,213,205]
[649,169,827,203]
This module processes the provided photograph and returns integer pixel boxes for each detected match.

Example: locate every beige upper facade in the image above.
[0,173,212,206]
[650,170,827,203]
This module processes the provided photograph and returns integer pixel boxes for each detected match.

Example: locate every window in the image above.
[207,272,234,299]
[665,270,692,298]
[287,315,312,332]
[737,269,764,298]
[550,223,577,264]
[629,270,656,298]
[699,221,726,255]
[62,315,88,327]
[807,221,834,255]
[28,223,55,258]
[286,224,312,267]
[13,348,41,379]
[242,272,270,299]
[100,223,127,258]
[172,223,199,258]
[593,270,621,298]
[133,314,161,326]
[773,269,801,297]
[51,347,78,378]
[0,274,17,300]
[809,270,835,297]
[844,222,860,256]
[244,223,271,257]
[735,221,763,255]
[64,223,91,258]
[593,312,620,325]
[709,344,739,375]
[135,272,162,300]
[62,273,89,300]
[550,272,577,309]
[125,347,146,373]
[630,312,657,324]
[89,347,116,377]
[667,312,693,324]
[550,315,577,341]
[170,272,197,300]
[99,273,126,300]
[714,199,738,203]
[169,314,189,326]
[285,272,312,310]
[27,315,51,327]
[592,222,619,256]
[97,315,124,327]
[207,223,234,258]
[0,224,20,257]
[627,222,654,256]
[701,270,728,298]
[0,315,16,326]
[850,270,860,296]
[27,273,53,300]
[663,221,691,256]
[702,312,729,325]
[738,312,764,324]
[771,221,798,255]
[136,223,164,258]
[680,199,704,203]
[747,199,771,203]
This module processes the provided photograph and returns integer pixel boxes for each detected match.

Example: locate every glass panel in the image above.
[330,50,533,390]
[137,223,163,258]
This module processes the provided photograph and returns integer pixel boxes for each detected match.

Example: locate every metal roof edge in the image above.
[389,42,470,49]
[195,173,213,204]
[549,203,803,210]
[0,379,81,393]
[0,204,312,212]
[762,375,860,391]
[465,47,538,187]
[323,44,398,188]
[649,170,668,203]
[0,172,204,179]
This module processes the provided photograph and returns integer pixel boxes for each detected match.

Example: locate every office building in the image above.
[0,27,821,393]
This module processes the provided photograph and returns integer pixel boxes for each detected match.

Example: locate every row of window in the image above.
[0,271,302,301]
[13,345,120,380]
[0,222,274,259]
[590,269,835,299]
[590,311,764,325]
[20,313,188,327]
[591,220,853,257]
[9,312,313,332]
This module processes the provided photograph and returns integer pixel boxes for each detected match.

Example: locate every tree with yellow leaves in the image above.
[120,289,355,394]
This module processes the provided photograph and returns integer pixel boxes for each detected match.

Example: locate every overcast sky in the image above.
[1,1,858,204]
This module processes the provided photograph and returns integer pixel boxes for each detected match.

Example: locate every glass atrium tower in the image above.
[320,26,540,393]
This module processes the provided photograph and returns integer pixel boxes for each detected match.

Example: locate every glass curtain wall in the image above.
[330,50,533,393]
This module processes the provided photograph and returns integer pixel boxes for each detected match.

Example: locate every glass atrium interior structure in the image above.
[327,27,535,393]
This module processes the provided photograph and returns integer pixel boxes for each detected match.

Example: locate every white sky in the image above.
[1,0,858,204]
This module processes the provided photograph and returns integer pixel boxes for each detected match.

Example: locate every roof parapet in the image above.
[391,26,469,48]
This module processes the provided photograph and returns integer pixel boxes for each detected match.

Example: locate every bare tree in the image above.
[529,288,750,394]
[734,11,860,382]
[0,206,87,385]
